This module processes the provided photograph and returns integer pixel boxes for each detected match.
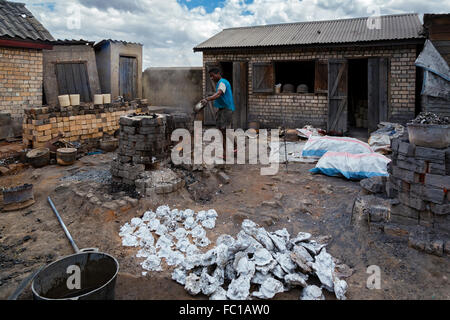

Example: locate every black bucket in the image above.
[31,252,119,300]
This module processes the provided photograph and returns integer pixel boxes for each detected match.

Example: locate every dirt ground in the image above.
[0,151,449,300]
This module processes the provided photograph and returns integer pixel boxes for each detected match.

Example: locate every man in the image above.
[201,68,235,157]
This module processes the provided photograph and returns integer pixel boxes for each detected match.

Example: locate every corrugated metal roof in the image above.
[0,0,54,43]
[52,39,96,46]
[194,13,424,51]
[94,39,143,49]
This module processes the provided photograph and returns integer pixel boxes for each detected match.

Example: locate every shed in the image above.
[194,13,425,133]
[0,0,54,139]
[94,40,143,101]
[43,39,101,106]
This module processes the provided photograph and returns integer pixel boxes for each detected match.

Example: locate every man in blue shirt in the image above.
[201,68,236,157]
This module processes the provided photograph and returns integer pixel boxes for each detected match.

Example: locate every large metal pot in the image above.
[407,123,450,149]
[31,251,119,300]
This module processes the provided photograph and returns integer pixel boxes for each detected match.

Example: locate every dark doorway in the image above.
[119,56,138,101]
[348,59,368,130]
[219,61,233,88]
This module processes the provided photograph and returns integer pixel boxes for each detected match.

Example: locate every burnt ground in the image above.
[0,152,449,300]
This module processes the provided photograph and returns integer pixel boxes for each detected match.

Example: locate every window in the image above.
[252,62,274,93]
[252,60,329,94]
[55,62,91,102]
[274,61,315,93]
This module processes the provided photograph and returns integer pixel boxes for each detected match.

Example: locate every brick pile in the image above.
[110,114,172,186]
[387,134,450,235]
[22,101,148,148]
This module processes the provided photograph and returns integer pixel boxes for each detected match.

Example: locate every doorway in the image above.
[348,59,369,135]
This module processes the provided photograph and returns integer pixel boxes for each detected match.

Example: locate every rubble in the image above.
[120,209,349,300]
[409,112,449,125]
[300,285,325,300]
[252,278,285,299]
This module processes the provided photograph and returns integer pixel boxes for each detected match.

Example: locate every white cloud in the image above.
[22,0,450,68]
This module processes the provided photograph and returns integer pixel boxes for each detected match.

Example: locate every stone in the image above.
[209,287,228,300]
[284,273,307,288]
[384,224,410,237]
[300,285,325,300]
[360,176,387,194]
[252,277,285,299]
[226,275,251,300]
[184,273,202,295]
[333,278,348,300]
[217,171,230,184]
[311,249,335,292]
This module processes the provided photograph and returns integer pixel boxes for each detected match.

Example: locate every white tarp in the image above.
[310,152,391,180]
[302,136,374,159]
[415,40,450,99]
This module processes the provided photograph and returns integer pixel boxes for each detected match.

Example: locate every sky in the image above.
[21,0,450,69]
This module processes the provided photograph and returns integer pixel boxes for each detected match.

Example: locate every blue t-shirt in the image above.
[214,78,235,111]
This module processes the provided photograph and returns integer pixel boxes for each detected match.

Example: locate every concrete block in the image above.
[392,166,415,183]
[424,174,450,190]
[415,146,445,164]
[390,203,420,219]
[396,159,426,174]
[398,192,427,211]
[428,163,446,175]
[398,142,415,157]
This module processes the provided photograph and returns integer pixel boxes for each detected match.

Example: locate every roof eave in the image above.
[0,36,53,50]
[193,38,425,53]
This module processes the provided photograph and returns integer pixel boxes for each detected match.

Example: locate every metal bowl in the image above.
[407,123,450,149]
[194,102,206,113]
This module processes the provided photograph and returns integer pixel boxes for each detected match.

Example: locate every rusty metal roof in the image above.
[0,0,54,43]
[194,13,424,51]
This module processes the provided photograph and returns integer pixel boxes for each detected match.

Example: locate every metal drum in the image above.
[32,251,119,300]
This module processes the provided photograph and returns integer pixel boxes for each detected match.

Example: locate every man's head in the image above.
[208,68,222,82]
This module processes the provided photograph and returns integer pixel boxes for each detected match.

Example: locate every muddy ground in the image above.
[0,151,449,300]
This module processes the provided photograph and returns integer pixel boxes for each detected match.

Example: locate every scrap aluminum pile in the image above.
[120,207,348,300]
[409,112,449,125]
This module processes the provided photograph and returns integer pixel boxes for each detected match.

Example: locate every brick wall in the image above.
[22,102,148,148]
[0,47,43,119]
[203,44,417,129]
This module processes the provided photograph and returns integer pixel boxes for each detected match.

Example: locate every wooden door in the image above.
[368,58,389,132]
[204,63,218,126]
[232,61,248,129]
[327,59,348,134]
[55,63,91,102]
[119,56,137,101]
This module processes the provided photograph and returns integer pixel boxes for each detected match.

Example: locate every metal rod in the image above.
[48,197,80,253]
[283,104,288,172]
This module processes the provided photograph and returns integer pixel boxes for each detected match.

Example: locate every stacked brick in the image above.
[22,101,148,148]
[387,134,450,235]
[110,114,171,186]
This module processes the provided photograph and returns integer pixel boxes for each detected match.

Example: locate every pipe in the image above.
[47,197,80,253]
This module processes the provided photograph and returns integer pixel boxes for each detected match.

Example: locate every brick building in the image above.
[0,0,54,139]
[194,14,425,134]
